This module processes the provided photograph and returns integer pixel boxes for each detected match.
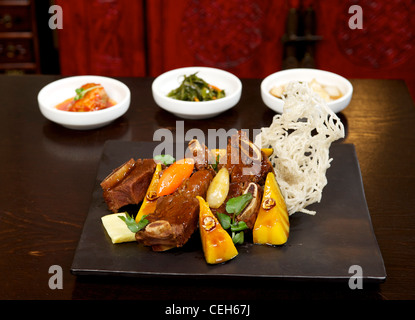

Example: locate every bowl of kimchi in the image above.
[38,75,130,130]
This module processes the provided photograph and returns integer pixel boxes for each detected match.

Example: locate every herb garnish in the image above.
[154,154,175,165]
[118,213,149,233]
[74,85,102,101]
[217,193,252,245]
[211,154,220,172]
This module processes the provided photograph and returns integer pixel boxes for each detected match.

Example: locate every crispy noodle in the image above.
[255,81,345,215]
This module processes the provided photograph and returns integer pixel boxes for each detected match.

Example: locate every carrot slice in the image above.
[156,158,195,197]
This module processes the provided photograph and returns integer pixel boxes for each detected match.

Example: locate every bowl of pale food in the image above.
[261,68,353,114]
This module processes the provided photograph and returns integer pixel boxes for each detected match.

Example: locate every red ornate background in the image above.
[56,0,415,99]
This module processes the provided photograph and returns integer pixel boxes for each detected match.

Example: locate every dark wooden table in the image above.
[1,75,414,303]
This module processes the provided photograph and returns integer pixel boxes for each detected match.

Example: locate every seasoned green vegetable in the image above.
[167,73,226,101]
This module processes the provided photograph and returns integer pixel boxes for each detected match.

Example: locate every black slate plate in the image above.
[71,141,386,282]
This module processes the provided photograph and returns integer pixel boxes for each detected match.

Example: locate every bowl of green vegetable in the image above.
[152,67,242,119]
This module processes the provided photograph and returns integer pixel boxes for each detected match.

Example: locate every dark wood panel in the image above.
[0,3,32,32]
[0,37,34,63]
[0,0,39,73]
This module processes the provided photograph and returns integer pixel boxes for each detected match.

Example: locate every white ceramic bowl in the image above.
[38,75,130,130]
[261,68,353,114]
[152,66,242,119]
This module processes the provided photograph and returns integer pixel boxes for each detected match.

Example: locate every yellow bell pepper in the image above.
[135,163,162,222]
[261,148,273,158]
[253,172,289,245]
[197,196,238,264]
